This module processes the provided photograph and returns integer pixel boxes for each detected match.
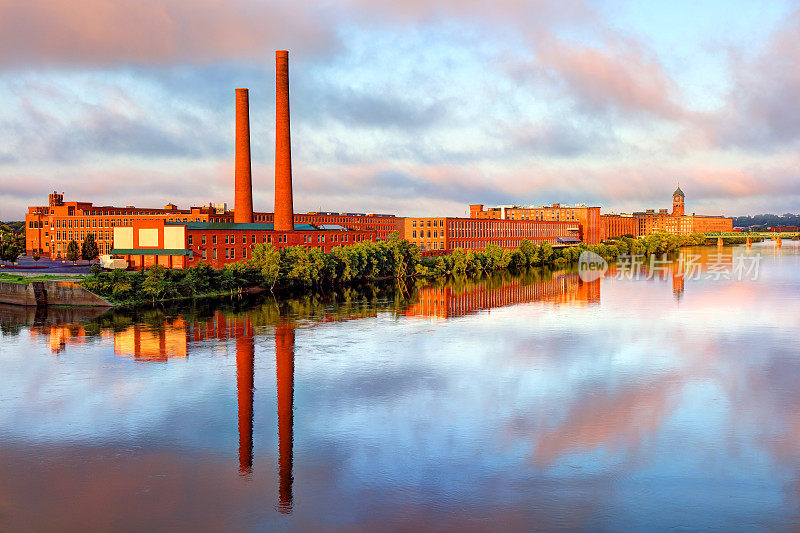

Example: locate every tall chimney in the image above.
[234,88,253,224]
[274,50,294,232]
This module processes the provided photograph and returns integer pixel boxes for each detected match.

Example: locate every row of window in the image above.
[187,232,367,246]
[411,219,444,228]
[412,230,441,239]
[416,239,551,251]
[53,231,110,241]
[453,226,569,238]
[410,226,572,239]
[506,210,579,221]
[417,242,446,251]
[198,248,240,260]
[53,242,111,254]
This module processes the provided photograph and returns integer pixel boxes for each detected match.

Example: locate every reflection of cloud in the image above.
[0,445,272,531]
[528,376,679,466]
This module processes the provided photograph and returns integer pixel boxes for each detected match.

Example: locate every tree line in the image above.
[0,222,25,262]
[82,231,710,306]
[732,213,800,229]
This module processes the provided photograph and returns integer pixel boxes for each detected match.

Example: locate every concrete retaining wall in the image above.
[0,281,112,307]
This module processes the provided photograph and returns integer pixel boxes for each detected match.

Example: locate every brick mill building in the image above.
[600,213,640,239]
[631,187,733,236]
[469,204,602,245]
[25,195,400,259]
[25,193,228,257]
[467,187,731,243]
[400,216,581,253]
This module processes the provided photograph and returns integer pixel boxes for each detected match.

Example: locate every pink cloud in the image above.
[0,0,600,69]
[0,0,337,66]
[516,34,685,120]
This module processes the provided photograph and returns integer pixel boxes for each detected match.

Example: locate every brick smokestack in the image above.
[274,50,294,232]
[234,88,253,224]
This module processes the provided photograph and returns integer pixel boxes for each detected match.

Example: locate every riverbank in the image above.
[0,279,112,307]
[79,232,715,307]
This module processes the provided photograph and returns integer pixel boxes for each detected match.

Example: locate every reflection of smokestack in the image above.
[274,50,294,232]
[236,318,255,474]
[275,322,295,514]
[234,88,253,224]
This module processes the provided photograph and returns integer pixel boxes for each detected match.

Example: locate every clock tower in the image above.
[672,186,685,216]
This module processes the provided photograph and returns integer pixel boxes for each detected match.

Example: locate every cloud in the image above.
[503,120,613,157]
[534,36,685,120]
[703,8,800,151]
[0,0,338,67]
[0,0,797,219]
[0,76,231,163]
[321,89,447,130]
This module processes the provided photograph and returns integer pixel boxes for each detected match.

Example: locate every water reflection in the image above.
[1,243,799,530]
[235,316,255,475]
[408,272,600,318]
[275,321,295,513]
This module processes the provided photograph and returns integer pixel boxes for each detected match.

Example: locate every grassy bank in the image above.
[0,273,87,284]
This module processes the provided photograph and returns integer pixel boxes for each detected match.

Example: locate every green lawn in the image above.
[0,273,87,284]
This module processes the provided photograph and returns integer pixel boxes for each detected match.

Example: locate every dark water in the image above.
[1,242,798,532]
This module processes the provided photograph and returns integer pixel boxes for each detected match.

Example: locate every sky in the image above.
[1,0,799,219]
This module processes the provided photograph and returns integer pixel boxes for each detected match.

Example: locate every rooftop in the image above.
[165,221,335,231]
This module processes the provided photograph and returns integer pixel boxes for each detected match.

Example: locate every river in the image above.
[0,242,798,531]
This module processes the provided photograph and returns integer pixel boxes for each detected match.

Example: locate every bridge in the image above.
[705,231,799,239]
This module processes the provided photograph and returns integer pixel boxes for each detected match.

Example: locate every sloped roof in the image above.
[673,186,685,197]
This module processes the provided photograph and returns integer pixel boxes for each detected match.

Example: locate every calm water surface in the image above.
[1,242,799,532]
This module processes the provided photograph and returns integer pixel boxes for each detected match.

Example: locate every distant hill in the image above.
[0,221,24,234]
[732,213,800,228]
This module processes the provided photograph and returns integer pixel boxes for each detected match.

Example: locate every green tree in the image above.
[248,243,281,291]
[518,239,539,266]
[66,240,80,263]
[451,248,468,274]
[538,242,554,263]
[0,240,19,262]
[142,264,168,303]
[81,233,99,260]
[280,246,317,289]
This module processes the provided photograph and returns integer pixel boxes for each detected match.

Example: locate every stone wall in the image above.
[0,281,112,307]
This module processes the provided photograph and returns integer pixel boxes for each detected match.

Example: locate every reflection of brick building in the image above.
[29,324,89,354]
[114,318,188,361]
[470,204,601,245]
[406,273,600,318]
[400,216,580,253]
